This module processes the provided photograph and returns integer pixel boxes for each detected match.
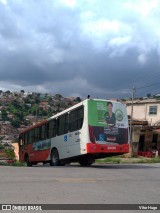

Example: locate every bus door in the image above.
[25,131,35,162]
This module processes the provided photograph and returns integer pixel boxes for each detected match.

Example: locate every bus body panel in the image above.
[31,139,51,162]
[50,133,81,159]
[86,143,129,154]
[49,100,89,160]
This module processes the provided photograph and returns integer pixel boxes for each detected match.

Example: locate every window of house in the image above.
[149,106,157,115]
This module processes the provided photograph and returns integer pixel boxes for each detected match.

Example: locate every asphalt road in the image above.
[0,163,160,212]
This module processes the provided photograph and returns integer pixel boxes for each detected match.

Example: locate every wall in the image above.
[127,100,160,125]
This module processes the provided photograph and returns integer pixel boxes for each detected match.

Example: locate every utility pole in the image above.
[130,86,136,155]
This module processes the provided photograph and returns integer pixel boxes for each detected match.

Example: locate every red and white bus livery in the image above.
[19,99,129,166]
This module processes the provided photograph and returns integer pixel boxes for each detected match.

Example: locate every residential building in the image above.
[127,99,160,126]
[126,99,160,157]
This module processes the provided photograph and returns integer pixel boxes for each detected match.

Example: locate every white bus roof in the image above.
[48,98,122,121]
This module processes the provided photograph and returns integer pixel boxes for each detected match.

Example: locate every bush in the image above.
[11,160,26,167]
[0,160,26,166]
[0,144,5,149]
[4,148,15,160]
[0,161,8,166]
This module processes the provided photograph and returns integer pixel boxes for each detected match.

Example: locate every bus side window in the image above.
[35,127,40,141]
[47,119,56,138]
[41,124,46,139]
[57,114,68,136]
[69,106,84,132]
[24,132,28,145]
[77,107,84,129]
[69,110,77,132]
[28,129,35,144]
[53,119,56,137]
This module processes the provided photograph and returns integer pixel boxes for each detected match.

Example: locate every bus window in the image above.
[57,114,68,136]
[24,132,28,145]
[69,110,77,132]
[35,127,40,141]
[47,119,56,138]
[69,106,84,132]
[41,124,46,139]
[28,129,35,144]
[77,107,84,129]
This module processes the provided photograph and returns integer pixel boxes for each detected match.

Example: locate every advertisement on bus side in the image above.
[88,100,128,145]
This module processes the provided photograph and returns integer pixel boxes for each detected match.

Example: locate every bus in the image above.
[19,99,129,166]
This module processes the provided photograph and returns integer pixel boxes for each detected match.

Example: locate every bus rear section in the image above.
[86,99,129,158]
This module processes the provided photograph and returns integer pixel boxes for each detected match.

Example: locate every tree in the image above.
[75,97,81,102]
[54,94,63,100]
[34,97,41,104]
[11,118,21,128]
[1,110,8,121]
[5,90,11,94]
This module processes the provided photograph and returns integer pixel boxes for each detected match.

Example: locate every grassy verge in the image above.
[1,158,160,166]
[96,156,160,164]
[0,160,26,167]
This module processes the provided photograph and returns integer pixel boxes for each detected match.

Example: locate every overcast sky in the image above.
[0,0,160,99]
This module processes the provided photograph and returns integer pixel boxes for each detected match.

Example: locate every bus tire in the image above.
[25,154,32,167]
[50,149,59,166]
[79,156,95,166]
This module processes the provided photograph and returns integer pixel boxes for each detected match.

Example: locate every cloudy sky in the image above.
[0,0,160,99]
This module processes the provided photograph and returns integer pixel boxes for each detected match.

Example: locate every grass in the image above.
[0,160,26,167]
[96,156,160,164]
[1,156,160,166]
[11,160,26,167]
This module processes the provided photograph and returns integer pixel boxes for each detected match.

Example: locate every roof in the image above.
[126,99,160,105]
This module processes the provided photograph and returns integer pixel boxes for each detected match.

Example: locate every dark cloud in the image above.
[0,0,160,98]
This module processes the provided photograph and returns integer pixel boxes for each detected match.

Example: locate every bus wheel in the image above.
[25,154,32,167]
[79,157,95,166]
[50,149,59,166]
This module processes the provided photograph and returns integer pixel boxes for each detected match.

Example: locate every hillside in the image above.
[0,90,81,137]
